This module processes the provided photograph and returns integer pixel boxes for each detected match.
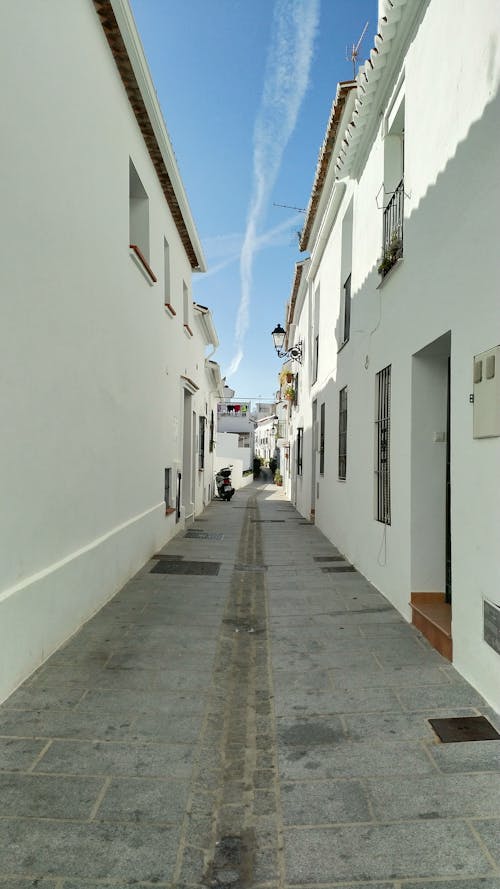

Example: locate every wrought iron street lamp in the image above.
[271,323,303,363]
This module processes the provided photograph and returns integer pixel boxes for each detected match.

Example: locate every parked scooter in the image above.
[215,466,235,501]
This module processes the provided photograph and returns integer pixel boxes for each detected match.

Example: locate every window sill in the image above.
[165,506,176,516]
[165,303,176,317]
[183,323,193,338]
[376,257,403,289]
[129,244,157,284]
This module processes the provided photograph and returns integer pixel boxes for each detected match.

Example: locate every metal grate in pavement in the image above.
[150,561,221,576]
[429,716,500,743]
[321,565,357,573]
[251,520,285,523]
[184,531,224,540]
[314,556,345,562]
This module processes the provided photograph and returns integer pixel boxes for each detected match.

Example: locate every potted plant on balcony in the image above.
[279,369,294,385]
[378,231,403,277]
[284,385,295,402]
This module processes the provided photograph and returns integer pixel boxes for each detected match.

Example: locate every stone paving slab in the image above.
[366,772,500,819]
[283,820,493,883]
[278,739,437,779]
[95,776,190,823]
[281,778,371,825]
[33,738,196,777]
[0,819,180,882]
[0,772,103,819]
[426,739,500,772]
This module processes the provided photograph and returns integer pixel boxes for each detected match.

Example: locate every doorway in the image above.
[410,333,452,659]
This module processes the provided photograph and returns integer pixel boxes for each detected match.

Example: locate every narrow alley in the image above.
[0,480,499,887]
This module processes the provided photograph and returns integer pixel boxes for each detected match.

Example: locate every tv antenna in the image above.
[273,202,306,213]
[347,21,369,78]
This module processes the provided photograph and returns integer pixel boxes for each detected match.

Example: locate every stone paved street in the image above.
[0,480,499,888]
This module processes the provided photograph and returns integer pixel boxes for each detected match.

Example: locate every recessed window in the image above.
[340,200,353,345]
[342,276,351,345]
[297,427,303,476]
[199,416,206,470]
[164,468,172,511]
[164,238,172,308]
[129,159,149,261]
[338,387,347,480]
[183,281,192,334]
[319,403,325,475]
[375,365,391,524]
[209,411,215,452]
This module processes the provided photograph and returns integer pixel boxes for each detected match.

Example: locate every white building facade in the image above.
[0,0,222,702]
[283,0,500,711]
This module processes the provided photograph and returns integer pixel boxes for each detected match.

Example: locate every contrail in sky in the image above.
[227,0,320,376]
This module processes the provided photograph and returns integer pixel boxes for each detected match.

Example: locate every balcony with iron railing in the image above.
[378,179,404,278]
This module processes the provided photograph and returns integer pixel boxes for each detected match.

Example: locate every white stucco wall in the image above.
[0,1,217,702]
[288,0,500,710]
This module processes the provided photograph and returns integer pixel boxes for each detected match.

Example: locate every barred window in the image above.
[319,403,325,475]
[375,366,391,524]
[342,274,351,345]
[297,427,303,476]
[338,387,347,480]
[199,416,206,470]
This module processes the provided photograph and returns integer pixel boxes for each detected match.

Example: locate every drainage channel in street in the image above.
[174,492,283,888]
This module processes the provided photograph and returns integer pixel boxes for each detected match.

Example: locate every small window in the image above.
[238,432,250,448]
[199,416,206,470]
[342,275,351,345]
[129,159,149,261]
[313,335,319,383]
[209,410,215,452]
[164,238,171,307]
[164,468,172,510]
[183,281,192,334]
[319,403,325,475]
[297,427,303,476]
[375,365,391,524]
[338,387,347,480]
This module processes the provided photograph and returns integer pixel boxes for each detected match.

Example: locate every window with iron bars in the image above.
[199,416,206,470]
[319,403,325,475]
[338,387,347,480]
[375,366,391,524]
[342,275,351,345]
[296,427,303,476]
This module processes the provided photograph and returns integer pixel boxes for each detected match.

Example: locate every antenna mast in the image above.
[347,20,369,79]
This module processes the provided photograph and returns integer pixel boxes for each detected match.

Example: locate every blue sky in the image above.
[130,0,376,400]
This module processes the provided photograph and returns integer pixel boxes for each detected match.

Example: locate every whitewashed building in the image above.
[0,0,222,702]
[282,0,500,711]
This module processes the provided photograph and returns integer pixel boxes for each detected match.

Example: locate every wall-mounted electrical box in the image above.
[473,345,500,438]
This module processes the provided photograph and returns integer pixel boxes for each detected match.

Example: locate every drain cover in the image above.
[150,561,221,576]
[321,565,356,573]
[314,556,344,562]
[429,716,500,743]
[184,531,224,540]
[251,519,285,523]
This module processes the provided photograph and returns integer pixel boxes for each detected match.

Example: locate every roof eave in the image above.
[94,0,206,272]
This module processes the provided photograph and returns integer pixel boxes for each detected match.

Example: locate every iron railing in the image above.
[380,179,404,276]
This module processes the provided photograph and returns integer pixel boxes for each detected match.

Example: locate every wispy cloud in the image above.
[227,0,320,376]
[200,212,303,281]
